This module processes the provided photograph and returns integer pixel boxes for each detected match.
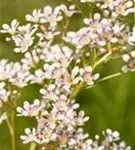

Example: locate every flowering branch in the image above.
[0,0,135,149]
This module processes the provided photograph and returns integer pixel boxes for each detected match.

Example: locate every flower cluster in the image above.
[80,0,135,18]
[0,0,134,149]
[18,93,130,150]
[0,59,32,88]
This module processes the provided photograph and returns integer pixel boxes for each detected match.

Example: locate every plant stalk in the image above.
[6,113,16,150]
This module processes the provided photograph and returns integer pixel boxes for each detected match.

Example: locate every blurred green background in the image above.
[0,0,135,149]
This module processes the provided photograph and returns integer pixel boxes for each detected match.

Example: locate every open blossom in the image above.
[20,128,37,144]
[60,4,78,17]
[77,111,89,125]
[30,69,46,84]
[39,6,62,26]
[12,24,38,53]
[36,118,57,144]
[17,99,43,117]
[122,51,135,72]
[37,26,60,40]
[44,63,66,79]
[103,128,120,142]
[0,59,14,81]
[64,27,91,49]
[9,63,32,88]
[26,9,41,23]
[80,66,99,85]
[0,19,19,34]
[21,49,40,68]
[55,66,82,91]
[0,82,10,104]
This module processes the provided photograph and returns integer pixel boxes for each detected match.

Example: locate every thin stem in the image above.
[74,0,86,17]
[30,142,37,150]
[70,82,85,99]
[93,51,112,70]
[6,117,13,135]
[6,114,16,150]
[98,72,122,82]
[2,100,16,111]
[86,72,122,89]
[11,111,16,150]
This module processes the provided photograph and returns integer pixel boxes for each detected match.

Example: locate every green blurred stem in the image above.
[6,112,16,150]
[93,52,112,70]
[11,111,16,150]
[86,72,122,89]
[2,100,16,111]
[30,142,37,150]
[74,0,86,17]
[69,82,85,99]
[98,72,122,83]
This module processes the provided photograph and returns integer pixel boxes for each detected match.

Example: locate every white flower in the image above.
[37,26,60,40]
[0,59,13,80]
[122,51,135,72]
[60,4,78,17]
[40,6,63,26]
[21,49,40,68]
[36,118,57,144]
[0,112,7,124]
[17,99,42,117]
[103,129,120,142]
[55,66,81,91]
[77,111,89,125]
[40,84,59,101]
[30,69,46,84]
[9,63,32,88]
[26,9,41,22]
[20,128,37,144]
[64,28,91,49]
[80,66,99,86]
[12,24,38,53]
[0,82,10,103]
[0,19,19,34]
